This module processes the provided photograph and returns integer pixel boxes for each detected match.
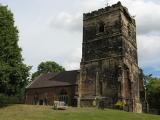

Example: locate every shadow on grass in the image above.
[0,104,18,109]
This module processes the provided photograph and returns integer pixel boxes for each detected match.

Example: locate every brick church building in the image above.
[25,2,144,113]
[25,70,79,106]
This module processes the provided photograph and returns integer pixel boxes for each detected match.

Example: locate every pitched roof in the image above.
[26,70,78,89]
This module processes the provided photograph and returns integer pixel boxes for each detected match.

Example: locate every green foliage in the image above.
[0,5,30,98]
[147,78,160,93]
[0,94,21,107]
[32,61,65,80]
[115,100,126,109]
[146,78,160,109]
[0,94,8,107]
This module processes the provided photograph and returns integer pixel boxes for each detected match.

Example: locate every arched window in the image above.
[59,89,68,105]
[98,22,105,33]
[99,81,103,95]
[33,92,39,105]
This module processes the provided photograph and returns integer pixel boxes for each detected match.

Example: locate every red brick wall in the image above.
[25,85,77,106]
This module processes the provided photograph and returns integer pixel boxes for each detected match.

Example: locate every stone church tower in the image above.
[78,2,143,113]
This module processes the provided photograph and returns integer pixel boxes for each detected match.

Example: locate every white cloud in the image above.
[137,34,160,70]
[48,12,82,32]
[82,0,106,11]
[132,0,160,35]
[62,47,82,70]
[107,0,160,35]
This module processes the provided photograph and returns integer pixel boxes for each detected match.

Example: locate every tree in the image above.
[0,5,30,96]
[146,78,160,113]
[32,61,65,80]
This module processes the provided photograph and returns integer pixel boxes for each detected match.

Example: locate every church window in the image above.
[33,92,39,105]
[97,22,105,33]
[99,81,103,95]
[59,89,68,105]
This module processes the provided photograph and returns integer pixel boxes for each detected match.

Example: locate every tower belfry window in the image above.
[98,22,105,33]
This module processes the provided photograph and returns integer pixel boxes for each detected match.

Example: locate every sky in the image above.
[0,0,160,77]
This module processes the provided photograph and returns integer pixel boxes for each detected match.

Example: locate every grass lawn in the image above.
[0,104,159,120]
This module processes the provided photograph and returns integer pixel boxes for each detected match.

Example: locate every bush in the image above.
[0,94,22,107]
[115,100,126,110]
[0,94,8,107]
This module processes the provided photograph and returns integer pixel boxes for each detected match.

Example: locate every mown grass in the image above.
[0,104,159,120]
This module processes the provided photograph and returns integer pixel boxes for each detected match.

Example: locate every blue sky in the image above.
[1,0,160,77]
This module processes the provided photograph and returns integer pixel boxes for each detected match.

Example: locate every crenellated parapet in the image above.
[83,1,135,25]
